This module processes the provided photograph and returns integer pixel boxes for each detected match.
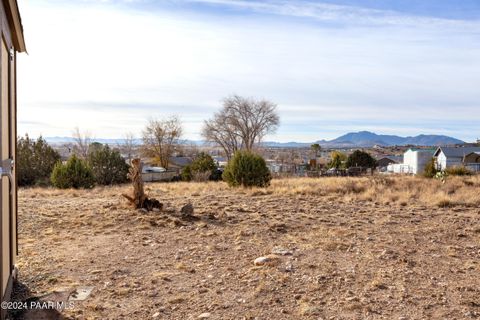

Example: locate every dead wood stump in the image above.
[122,159,162,211]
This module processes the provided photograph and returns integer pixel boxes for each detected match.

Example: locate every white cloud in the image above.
[16,0,480,142]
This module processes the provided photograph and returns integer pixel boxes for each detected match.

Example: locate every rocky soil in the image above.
[11,179,480,319]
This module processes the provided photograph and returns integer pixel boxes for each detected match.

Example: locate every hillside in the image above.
[262,131,464,148]
[46,131,465,149]
[320,131,464,148]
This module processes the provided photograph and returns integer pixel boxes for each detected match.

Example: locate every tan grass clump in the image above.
[266,175,480,207]
[19,175,480,208]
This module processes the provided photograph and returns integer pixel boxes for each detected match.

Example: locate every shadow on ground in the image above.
[8,280,66,320]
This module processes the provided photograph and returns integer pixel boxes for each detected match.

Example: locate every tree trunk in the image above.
[122,158,162,211]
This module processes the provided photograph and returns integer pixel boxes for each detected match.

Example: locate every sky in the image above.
[17,0,480,142]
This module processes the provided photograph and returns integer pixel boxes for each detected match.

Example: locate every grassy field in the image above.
[13,176,480,319]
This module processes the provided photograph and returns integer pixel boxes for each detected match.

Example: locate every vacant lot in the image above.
[14,176,480,319]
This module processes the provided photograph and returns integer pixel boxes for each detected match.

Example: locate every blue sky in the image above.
[17,0,480,142]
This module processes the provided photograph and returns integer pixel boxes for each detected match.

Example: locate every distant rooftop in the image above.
[406,148,436,153]
[434,147,480,158]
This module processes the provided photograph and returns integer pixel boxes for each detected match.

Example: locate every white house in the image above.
[433,147,480,171]
[403,148,436,175]
[387,163,411,174]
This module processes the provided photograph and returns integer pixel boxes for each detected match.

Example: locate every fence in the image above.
[465,163,480,173]
[142,170,179,182]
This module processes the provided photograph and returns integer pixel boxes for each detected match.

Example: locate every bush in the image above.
[327,151,347,169]
[88,144,129,185]
[17,135,61,186]
[209,168,223,181]
[445,166,472,176]
[222,151,271,187]
[181,165,192,181]
[51,155,95,189]
[182,152,219,182]
[423,158,438,178]
[346,150,377,169]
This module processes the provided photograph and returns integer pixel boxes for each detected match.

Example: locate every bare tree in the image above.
[202,112,243,159]
[141,116,182,169]
[202,95,279,159]
[72,127,92,159]
[123,132,136,165]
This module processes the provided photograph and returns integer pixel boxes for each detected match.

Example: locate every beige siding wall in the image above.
[0,36,9,296]
[9,49,14,263]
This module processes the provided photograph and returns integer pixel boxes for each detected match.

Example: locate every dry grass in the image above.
[116,175,480,208]
[23,175,480,208]
[14,175,480,319]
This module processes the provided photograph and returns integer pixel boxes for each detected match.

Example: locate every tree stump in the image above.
[122,159,162,211]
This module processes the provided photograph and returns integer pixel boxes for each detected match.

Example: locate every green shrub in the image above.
[327,151,347,169]
[51,155,95,189]
[181,165,192,181]
[17,135,60,186]
[346,150,377,168]
[445,166,472,176]
[182,152,218,182]
[209,169,223,181]
[222,151,271,187]
[87,144,129,185]
[423,158,438,178]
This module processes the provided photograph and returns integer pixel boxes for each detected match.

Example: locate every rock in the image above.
[198,312,211,318]
[181,203,194,216]
[285,263,293,272]
[152,312,160,318]
[271,247,293,256]
[345,296,359,302]
[254,254,280,266]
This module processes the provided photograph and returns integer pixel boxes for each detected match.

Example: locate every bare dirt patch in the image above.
[13,177,480,319]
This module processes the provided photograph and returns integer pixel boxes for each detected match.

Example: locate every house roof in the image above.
[169,156,193,167]
[4,0,26,52]
[406,148,436,153]
[464,152,480,158]
[434,147,480,158]
[376,155,402,163]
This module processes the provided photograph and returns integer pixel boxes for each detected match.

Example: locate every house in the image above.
[376,155,402,170]
[464,152,480,172]
[212,156,228,167]
[434,147,480,171]
[403,148,436,175]
[387,163,411,174]
[168,156,193,170]
[0,0,26,315]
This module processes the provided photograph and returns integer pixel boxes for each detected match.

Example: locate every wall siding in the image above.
[0,0,16,314]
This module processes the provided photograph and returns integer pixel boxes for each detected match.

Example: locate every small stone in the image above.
[271,247,293,256]
[181,203,194,216]
[198,312,211,318]
[254,255,280,266]
[152,312,160,318]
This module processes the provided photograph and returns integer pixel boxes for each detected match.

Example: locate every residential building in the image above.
[433,147,480,171]
[0,0,26,315]
[403,148,436,175]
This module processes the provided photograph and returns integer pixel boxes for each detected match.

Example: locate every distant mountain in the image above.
[44,137,204,146]
[44,137,137,145]
[45,131,465,148]
[320,131,464,147]
[261,141,310,148]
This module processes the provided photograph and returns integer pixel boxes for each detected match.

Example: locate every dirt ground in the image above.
[12,177,480,319]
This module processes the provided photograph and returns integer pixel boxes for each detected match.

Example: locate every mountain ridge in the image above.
[44,131,465,148]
